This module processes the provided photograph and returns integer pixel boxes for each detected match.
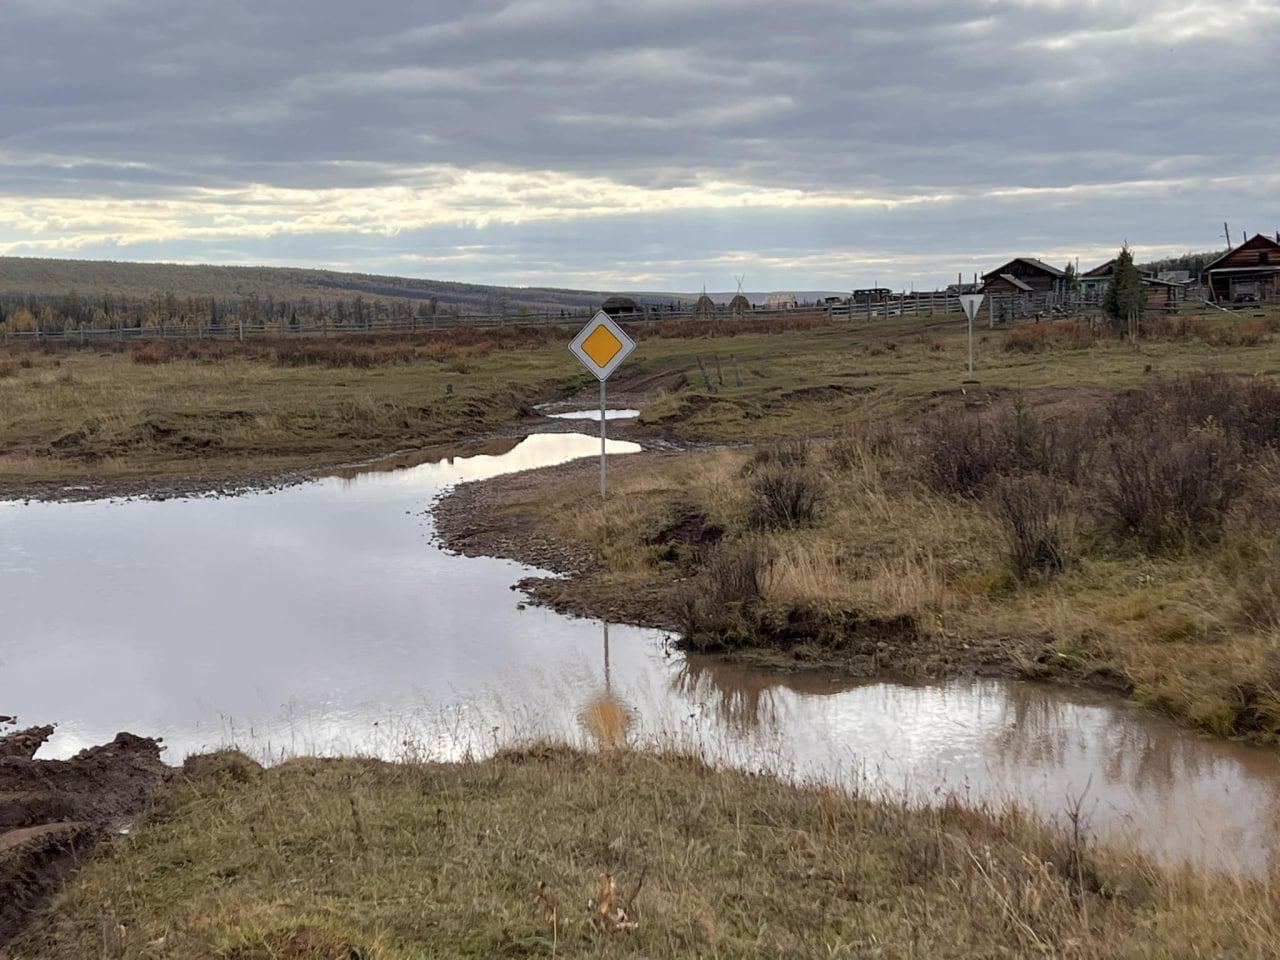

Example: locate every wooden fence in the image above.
[0,286,1219,344]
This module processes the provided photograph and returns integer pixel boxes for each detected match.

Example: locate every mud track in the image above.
[0,723,167,952]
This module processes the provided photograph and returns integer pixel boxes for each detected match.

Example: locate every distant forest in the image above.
[0,256,680,335]
[1138,249,1229,276]
[0,257,660,334]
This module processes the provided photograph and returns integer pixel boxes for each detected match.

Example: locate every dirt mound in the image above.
[0,724,167,950]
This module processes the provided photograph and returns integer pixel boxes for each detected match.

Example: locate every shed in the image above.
[1202,234,1280,303]
[764,292,798,309]
[1142,277,1182,311]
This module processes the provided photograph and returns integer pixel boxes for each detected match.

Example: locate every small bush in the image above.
[1003,321,1102,353]
[748,464,826,529]
[1096,422,1246,549]
[0,361,15,379]
[992,475,1077,581]
[674,539,774,648]
[745,438,810,473]
[918,401,1090,497]
[1106,373,1280,451]
[918,411,998,496]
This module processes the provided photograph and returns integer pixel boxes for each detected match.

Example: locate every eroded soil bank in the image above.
[0,723,167,951]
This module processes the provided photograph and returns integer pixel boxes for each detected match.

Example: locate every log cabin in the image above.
[1202,234,1280,303]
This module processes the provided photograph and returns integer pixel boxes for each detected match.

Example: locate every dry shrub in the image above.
[1108,373,1280,452]
[129,343,168,365]
[1096,422,1245,549]
[0,361,16,379]
[674,538,774,648]
[992,475,1077,580]
[919,401,1090,497]
[647,313,823,340]
[1003,321,1103,353]
[745,438,809,472]
[748,463,826,529]
[827,422,901,469]
[1145,315,1272,346]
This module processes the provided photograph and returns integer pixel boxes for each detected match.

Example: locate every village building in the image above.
[980,258,1067,296]
[1142,277,1182,312]
[1079,259,1116,298]
[1202,234,1280,303]
[764,292,798,309]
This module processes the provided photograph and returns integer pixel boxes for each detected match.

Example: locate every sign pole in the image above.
[957,293,984,382]
[968,313,975,376]
[568,309,637,500]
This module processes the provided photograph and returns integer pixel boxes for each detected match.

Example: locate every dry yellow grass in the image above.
[16,746,1280,959]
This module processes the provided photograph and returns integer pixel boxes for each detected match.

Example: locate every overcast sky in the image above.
[2,0,1277,291]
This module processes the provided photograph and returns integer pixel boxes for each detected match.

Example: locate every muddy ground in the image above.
[0,723,167,953]
[431,448,1084,685]
[433,449,688,631]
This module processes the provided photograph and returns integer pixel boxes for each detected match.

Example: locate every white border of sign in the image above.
[569,311,636,382]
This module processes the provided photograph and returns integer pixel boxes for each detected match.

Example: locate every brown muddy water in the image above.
[2,430,1279,874]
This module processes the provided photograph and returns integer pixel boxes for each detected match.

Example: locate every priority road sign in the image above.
[569,311,636,382]
[569,311,637,497]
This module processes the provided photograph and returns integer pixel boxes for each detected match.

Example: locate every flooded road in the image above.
[3,431,1279,874]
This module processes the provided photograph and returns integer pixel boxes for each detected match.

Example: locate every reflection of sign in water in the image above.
[568,312,637,497]
[580,622,633,748]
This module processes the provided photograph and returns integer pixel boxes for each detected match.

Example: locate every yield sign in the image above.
[569,311,636,381]
[958,293,985,323]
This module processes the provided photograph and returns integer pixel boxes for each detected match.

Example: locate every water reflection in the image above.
[546,409,641,421]
[3,431,1280,874]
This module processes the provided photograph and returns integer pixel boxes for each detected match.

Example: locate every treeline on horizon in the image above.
[0,248,1230,334]
[0,289,599,335]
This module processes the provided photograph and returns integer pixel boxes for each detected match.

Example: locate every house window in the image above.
[1260,251,1271,265]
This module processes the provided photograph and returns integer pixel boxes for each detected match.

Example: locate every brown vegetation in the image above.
[18,746,1280,959]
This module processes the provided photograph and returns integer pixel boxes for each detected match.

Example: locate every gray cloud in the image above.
[1,0,1277,288]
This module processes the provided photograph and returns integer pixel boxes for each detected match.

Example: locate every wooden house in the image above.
[1203,234,1280,303]
[1079,259,1116,298]
[980,258,1067,296]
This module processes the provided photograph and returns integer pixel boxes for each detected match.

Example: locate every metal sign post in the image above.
[569,311,637,498]
[958,294,985,379]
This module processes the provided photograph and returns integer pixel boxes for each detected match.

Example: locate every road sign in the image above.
[957,294,985,377]
[958,294,984,323]
[569,311,637,497]
[569,311,636,382]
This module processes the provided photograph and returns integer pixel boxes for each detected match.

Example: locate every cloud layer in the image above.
[3,0,1277,289]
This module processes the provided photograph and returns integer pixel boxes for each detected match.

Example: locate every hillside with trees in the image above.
[0,257,677,335]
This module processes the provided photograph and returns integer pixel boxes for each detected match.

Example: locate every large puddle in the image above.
[3,431,1279,874]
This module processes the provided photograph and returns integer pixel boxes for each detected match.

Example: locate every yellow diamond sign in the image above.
[582,324,624,368]
[569,311,636,381]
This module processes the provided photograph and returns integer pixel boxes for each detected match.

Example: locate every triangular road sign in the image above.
[958,294,984,323]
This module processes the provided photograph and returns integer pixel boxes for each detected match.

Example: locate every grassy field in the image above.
[4,306,1277,494]
[0,329,594,495]
[15,746,1280,959]
[463,310,1280,742]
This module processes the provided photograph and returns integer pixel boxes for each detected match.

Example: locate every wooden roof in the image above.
[1204,234,1280,273]
[1082,259,1116,278]
[981,257,1066,281]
